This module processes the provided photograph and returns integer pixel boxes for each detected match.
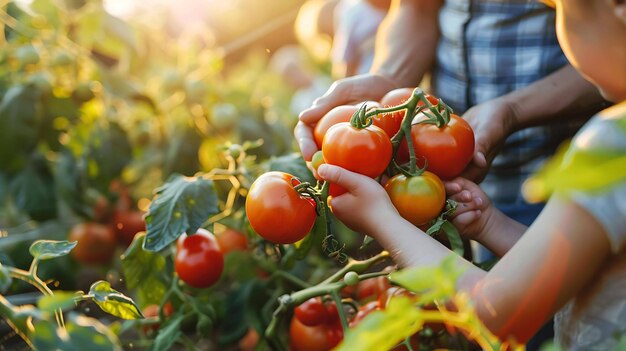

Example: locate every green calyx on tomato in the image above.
[174,228,224,289]
[245,172,318,244]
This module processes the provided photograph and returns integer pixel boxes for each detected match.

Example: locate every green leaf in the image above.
[150,314,183,351]
[89,281,142,320]
[29,240,77,260]
[120,233,167,305]
[390,255,463,303]
[217,284,251,346]
[269,153,316,185]
[83,122,132,193]
[0,262,11,292]
[9,156,58,221]
[335,296,422,351]
[32,314,121,351]
[143,174,219,252]
[38,291,80,312]
[0,84,43,171]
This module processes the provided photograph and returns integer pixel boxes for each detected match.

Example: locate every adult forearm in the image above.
[503,65,607,133]
[370,0,442,87]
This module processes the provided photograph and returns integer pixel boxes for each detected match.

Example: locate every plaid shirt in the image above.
[432,0,585,206]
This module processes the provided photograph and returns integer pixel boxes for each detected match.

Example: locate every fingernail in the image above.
[475,197,483,206]
[317,164,328,177]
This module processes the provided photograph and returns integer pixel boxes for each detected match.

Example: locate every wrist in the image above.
[494,95,523,135]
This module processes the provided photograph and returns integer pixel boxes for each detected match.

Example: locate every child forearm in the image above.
[477,208,528,257]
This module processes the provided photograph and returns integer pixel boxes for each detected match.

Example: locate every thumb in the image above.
[317,164,361,193]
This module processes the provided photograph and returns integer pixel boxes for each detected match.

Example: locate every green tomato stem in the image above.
[330,290,349,331]
[7,266,65,328]
[321,250,390,284]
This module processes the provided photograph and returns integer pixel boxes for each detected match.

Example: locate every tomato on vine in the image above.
[313,105,359,149]
[294,297,330,327]
[406,111,474,180]
[68,222,117,265]
[245,172,317,244]
[142,302,174,333]
[290,317,334,351]
[384,171,446,226]
[112,210,146,247]
[175,229,224,288]
[216,227,248,254]
[322,122,392,179]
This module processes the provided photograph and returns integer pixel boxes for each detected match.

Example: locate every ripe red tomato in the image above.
[290,317,332,351]
[175,229,224,288]
[313,105,359,149]
[111,210,146,247]
[376,88,439,138]
[295,297,330,327]
[325,320,343,349]
[384,172,446,226]
[216,227,248,254]
[245,172,317,244]
[356,276,391,302]
[68,222,116,265]
[142,302,174,333]
[407,112,475,180]
[322,123,392,179]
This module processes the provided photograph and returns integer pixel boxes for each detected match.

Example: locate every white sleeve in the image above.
[571,184,626,253]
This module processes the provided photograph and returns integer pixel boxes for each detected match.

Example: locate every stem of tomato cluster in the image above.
[0,294,34,348]
[321,251,390,285]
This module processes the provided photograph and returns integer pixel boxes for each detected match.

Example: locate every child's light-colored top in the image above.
[551,102,626,350]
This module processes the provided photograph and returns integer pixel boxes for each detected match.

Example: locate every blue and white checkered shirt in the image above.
[432,0,586,206]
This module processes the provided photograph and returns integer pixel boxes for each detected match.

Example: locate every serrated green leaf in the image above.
[143,174,219,252]
[150,314,183,351]
[83,122,132,193]
[9,154,58,221]
[89,281,142,320]
[37,291,81,312]
[0,263,11,292]
[336,296,422,351]
[29,240,77,260]
[120,233,167,305]
[32,314,121,351]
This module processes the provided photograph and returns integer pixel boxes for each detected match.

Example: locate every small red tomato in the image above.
[376,88,439,138]
[356,276,391,302]
[295,297,329,326]
[142,302,174,333]
[175,229,224,288]
[245,172,317,244]
[349,301,380,328]
[68,222,117,265]
[112,210,146,247]
[290,317,332,351]
[216,227,248,254]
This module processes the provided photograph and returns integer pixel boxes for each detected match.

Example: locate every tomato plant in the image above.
[384,171,446,226]
[68,222,117,265]
[407,112,475,180]
[174,229,224,288]
[313,105,359,149]
[375,88,438,138]
[245,171,317,244]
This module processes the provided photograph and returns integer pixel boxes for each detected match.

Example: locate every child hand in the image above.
[317,164,398,235]
[444,177,493,241]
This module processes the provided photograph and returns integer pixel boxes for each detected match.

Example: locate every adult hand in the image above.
[317,164,397,235]
[460,97,518,183]
[295,73,397,162]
